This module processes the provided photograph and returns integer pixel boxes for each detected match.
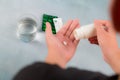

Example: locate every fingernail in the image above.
[69,20,73,23]
[46,22,49,25]
[102,26,109,32]
[75,19,79,21]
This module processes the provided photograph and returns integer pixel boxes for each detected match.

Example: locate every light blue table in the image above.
[0,0,115,80]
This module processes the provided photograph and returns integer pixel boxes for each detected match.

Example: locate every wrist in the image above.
[45,51,67,68]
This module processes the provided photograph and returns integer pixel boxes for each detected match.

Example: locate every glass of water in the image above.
[17,15,37,42]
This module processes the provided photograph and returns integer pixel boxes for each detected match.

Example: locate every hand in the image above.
[45,19,80,68]
[89,20,120,73]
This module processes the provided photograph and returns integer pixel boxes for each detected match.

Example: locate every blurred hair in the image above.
[112,0,120,32]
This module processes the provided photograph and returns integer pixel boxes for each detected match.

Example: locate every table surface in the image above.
[0,0,117,80]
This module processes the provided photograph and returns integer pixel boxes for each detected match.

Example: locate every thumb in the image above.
[45,22,53,36]
[96,25,108,35]
[94,20,108,36]
[95,21,109,46]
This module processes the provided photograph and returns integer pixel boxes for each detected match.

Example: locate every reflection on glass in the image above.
[17,16,37,42]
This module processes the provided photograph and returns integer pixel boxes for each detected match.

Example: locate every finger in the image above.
[45,22,53,36]
[94,20,114,42]
[96,26,108,34]
[74,39,80,46]
[65,19,79,38]
[94,20,112,29]
[94,20,105,28]
[94,20,108,34]
[70,24,80,41]
[95,24,109,45]
[57,20,73,35]
[94,20,108,25]
[94,20,113,32]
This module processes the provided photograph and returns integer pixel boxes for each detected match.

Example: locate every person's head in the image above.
[111,0,120,32]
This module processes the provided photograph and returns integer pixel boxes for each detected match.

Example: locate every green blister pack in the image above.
[42,14,58,34]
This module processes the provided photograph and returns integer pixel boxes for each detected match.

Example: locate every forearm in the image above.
[107,50,120,74]
[111,55,120,74]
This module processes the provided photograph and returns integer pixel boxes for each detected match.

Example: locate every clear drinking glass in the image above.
[17,15,37,42]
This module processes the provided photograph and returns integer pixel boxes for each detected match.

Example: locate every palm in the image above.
[55,33,77,61]
[46,20,80,62]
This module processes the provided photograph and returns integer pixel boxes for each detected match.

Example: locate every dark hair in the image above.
[112,0,120,32]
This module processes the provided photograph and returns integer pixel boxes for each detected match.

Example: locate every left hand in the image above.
[45,19,80,68]
[88,20,120,73]
[88,20,118,60]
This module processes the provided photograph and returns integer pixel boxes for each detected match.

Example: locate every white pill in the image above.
[63,41,67,46]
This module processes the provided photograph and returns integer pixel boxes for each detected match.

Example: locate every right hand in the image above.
[88,20,120,73]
